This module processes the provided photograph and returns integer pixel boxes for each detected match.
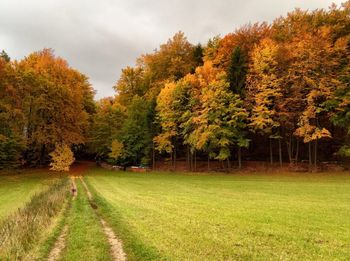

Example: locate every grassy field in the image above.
[0,170,59,219]
[1,167,350,260]
[86,168,350,260]
[0,176,69,260]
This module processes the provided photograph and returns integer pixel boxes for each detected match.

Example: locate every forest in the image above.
[1,2,350,171]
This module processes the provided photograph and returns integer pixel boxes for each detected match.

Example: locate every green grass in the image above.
[0,170,59,219]
[59,178,112,261]
[86,168,350,260]
[0,178,69,260]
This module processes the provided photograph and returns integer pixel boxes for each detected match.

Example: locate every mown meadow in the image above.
[85,168,350,260]
[0,167,350,260]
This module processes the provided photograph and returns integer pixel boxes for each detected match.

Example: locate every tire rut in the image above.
[47,225,68,261]
[79,176,126,261]
[47,176,76,261]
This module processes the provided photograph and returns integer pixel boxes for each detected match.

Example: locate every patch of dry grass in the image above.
[0,178,69,260]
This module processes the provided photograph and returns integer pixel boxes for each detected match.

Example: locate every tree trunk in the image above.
[187,146,190,171]
[314,139,318,170]
[152,145,155,170]
[194,150,197,172]
[269,138,273,165]
[40,144,46,166]
[190,150,193,171]
[278,138,282,167]
[290,136,294,161]
[174,144,176,171]
[295,138,299,163]
[227,158,231,171]
[170,151,173,170]
[207,154,210,172]
[221,160,225,170]
[308,142,312,171]
[286,136,292,163]
[238,147,242,169]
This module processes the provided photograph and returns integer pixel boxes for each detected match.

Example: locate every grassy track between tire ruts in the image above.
[59,178,112,261]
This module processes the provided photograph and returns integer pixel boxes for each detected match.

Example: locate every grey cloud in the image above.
[0,0,344,99]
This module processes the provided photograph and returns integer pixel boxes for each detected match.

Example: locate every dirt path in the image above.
[70,176,77,199]
[46,162,92,261]
[79,176,127,261]
[47,225,68,261]
[69,161,95,176]
[47,175,77,261]
[47,162,126,261]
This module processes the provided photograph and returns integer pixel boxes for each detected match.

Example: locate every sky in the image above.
[0,0,345,99]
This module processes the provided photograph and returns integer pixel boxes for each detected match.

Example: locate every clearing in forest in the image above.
[1,165,350,260]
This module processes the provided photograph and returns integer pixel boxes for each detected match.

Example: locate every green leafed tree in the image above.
[120,96,154,166]
[89,97,125,159]
[227,46,247,96]
[189,64,248,168]
[0,52,25,168]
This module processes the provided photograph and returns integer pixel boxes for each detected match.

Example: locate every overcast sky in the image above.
[0,0,344,99]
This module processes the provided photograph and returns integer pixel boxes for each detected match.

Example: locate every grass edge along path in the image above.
[43,176,77,261]
[0,170,62,220]
[0,178,70,260]
[84,175,168,261]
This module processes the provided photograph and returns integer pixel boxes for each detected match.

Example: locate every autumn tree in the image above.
[17,49,95,165]
[213,23,271,68]
[203,35,221,62]
[248,38,283,166]
[109,140,124,163]
[89,97,125,159]
[180,62,220,169]
[114,66,146,107]
[290,29,346,169]
[154,82,179,167]
[84,2,350,170]
[138,32,197,100]
[175,62,248,169]
[194,75,248,168]
[329,40,350,156]
[0,52,25,168]
[49,143,75,172]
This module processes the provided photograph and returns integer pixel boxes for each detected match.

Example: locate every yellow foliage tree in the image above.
[248,38,282,165]
[109,140,124,161]
[291,28,346,169]
[49,144,75,172]
[154,82,178,154]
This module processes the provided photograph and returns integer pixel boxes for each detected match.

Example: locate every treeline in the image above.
[0,49,95,168]
[92,2,350,170]
[1,2,350,170]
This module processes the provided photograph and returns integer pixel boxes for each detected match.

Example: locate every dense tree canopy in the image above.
[0,49,95,167]
[97,2,350,170]
[2,2,350,171]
